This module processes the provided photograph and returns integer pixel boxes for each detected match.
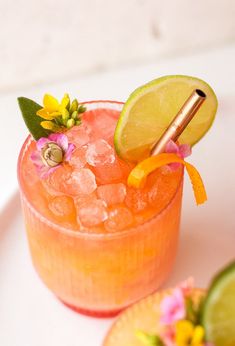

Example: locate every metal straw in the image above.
[150,89,206,156]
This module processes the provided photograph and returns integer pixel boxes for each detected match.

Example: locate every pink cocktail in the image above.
[18,101,183,317]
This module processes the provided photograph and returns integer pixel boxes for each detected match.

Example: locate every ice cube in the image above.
[66,125,90,148]
[148,178,170,209]
[91,152,129,184]
[147,170,180,209]
[82,109,118,141]
[148,182,159,206]
[92,161,123,184]
[70,145,87,169]
[85,139,115,166]
[78,121,92,135]
[44,166,97,196]
[93,109,117,141]
[43,164,73,196]
[67,168,97,195]
[48,195,76,219]
[97,183,126,206]
[77,199,108,227]
[74,192,97,209]
[104,207,134,232]
[125,187,148,212]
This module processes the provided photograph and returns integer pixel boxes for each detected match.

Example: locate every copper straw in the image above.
[151,89,206,156]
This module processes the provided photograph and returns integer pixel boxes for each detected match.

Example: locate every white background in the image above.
[0,0,235,92]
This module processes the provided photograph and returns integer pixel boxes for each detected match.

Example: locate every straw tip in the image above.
[195,89,206,98]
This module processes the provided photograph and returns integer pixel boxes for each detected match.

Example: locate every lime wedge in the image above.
[201,261,235,346]
[114,75,218,162]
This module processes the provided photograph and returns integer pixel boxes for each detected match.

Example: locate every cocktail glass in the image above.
[17,101,183,317]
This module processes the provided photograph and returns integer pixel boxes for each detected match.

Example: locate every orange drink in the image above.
[18,101,183,317]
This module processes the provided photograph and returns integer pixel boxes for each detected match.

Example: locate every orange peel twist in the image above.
[127,153,207,205]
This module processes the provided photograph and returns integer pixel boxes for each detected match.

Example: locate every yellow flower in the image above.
[191,326,204,346]
[37,93,70,120]
[40,121,61,132]
[36,92,85,132]
[175,320,205,346]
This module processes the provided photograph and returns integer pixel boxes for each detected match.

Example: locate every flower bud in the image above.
[75,119,82,126]
[61,108,70,121]
[67,118,75,128]
[41,142,63,167]
[70,99,79,113]
[78,105,86,113]
[71,111,78,119]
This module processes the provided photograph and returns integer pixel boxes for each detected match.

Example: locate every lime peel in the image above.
[201,261,235,346]
[127,153,207,205]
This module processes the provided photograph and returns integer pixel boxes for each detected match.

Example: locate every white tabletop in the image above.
[0,44,235,346]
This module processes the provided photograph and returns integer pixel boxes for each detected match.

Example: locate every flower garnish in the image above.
[136,278,212,346]
[165,140,191,170]
[135,330,164,345]
[36,93,86,132]
[160,288,186,325]
[31,133,75,178]
[160,327,175,346]
[175,320,204,346]
[179,277,194,297]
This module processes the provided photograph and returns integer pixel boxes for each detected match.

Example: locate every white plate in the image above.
[0,193,114,346]
[0,168,234,346]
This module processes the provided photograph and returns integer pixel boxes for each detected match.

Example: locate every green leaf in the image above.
[135,330,164,346]
[186,296,203,325]
[17,97,50,140]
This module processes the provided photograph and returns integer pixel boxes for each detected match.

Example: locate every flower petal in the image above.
[41,121,61,132]
[191,325,205,344]
[64,143,75,161]
[168,162,181,171]
[43,94,59,112]
[165,140,179,154]
[161,327,175,346]
[36,137,50,151]
[37,108,56,120]
[39,165,60,179]
[30,151,43,167]
[50,111,61,118]
[160,288,185,325]
[179,144,192,159]
[175,320,194,345]
[179,277,194,296]
[60,93,70,109]
[48,133,68,152]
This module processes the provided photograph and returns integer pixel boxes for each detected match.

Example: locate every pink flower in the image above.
[160,288,186,325]
[31,133,75,178]
[179,277,194,297]
[161,326,176,346]
[165,140,191,170]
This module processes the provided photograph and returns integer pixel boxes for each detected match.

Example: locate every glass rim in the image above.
[17,100,184,240]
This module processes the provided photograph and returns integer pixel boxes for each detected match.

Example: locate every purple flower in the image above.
[160,287,186,325]
[165,140,192,170]
[31,133,75,178]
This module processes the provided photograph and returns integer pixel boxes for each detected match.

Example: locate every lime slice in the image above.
[114,75,218,162]
[201,261,235,346]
